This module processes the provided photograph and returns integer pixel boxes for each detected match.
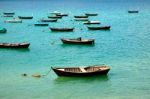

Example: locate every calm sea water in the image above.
[0,0,150,99]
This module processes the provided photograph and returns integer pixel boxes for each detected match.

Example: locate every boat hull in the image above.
[52,67,110,77]
[0,28,7,33]
[61,39,94,45]
[0,43,30,48]
[18,16,33,19]
[50,28,74,32]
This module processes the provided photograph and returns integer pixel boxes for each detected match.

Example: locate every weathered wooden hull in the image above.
[85,13,98,16]
[74,16,88,18]
[128,11,139,13]
[52,66,110,77]
[87,26,111,30]
[34,23,49,26]
[0,43,30,48]
[61,39,94,45]
[18,16,33,19]
[41,19,57,22]
[50,28,74,32]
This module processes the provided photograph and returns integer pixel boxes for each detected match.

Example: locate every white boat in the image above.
[5,18,22,23]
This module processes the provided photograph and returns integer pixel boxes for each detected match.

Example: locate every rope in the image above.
[42,68,52,77]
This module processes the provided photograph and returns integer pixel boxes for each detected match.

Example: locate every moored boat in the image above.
[87,26,111,30]
[74,15,88,18]
[85,13,98,16]
[2,15,14,17]
[40,19,57,22]
[48,16,62,19]
[3,12,15,15]
[128,10,139,13]
[84,21,100,24]
[52,65,110,77]
[0,28,7,33]
[18,16,33,19]
[56,13,68,17]
[5,18,22,23]
[50,27,74,32]
[61,37,94,45]
[0,42,30,48]
[75,18,89,21]
[34,23,49,26]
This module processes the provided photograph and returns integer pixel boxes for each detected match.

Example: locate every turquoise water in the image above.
[0,0,150,99]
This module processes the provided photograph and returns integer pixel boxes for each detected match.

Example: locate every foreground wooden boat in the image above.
[3,12,15,15]
[128,11,139,13]
[52,65,110,77]
[85,13,98,16]
[74,15,88,18]
[40,19,57,22]
[87,26,111,30]
[84,21,100,24]
[34,23,49,26]
[5,18,22,23]
[0,28,7,33]
[0,43,30,48]
[50,27,74,32]
[18,16,33,19]
[75,18,89,21]
[61,37,94,45]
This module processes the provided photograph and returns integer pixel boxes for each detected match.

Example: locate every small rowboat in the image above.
[5,18,22,23]
[18,16,33,19]
[50,27,74,32]
[85,13,98,16]
[52,65,110,77]
[3,12,15,15]
[75,18,89,21]
[0,28,7,33]
[87,26,111,30]
[128,11,139,13]
[0,43,30,48]
[34,23,49,26]
[61,37,94,45]
[48,16,62,19]
[40,19,57,22]
[74,15,88,18]
[84,21,100,24]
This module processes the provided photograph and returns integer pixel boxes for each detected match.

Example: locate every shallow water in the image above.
[0,0,150,99]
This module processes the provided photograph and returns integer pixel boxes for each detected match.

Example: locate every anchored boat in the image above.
[0,43,30,48]
[52,65,110,77]
[50,27,74,32]
[61,37,94,45]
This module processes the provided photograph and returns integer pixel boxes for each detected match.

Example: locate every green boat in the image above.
[0,28,7,33]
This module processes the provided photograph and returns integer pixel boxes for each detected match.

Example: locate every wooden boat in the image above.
[0,28,7,33]
[61,37,94,44]
[2,15,14,17]
[34,23,49,26]
[87,26,111,30]
[40,19,57,22]
[48,16,62,19]
[75,18,89,21]
[56,13,68,17]
[85,13,98,16]
[18,16,33,19]
[50,27,74,32]
[52,65,110,77]
[128,11,139,13]
[84,21,100,24]
[5,18,22,23]
[3,12,15,15]
[0,43,30,48]
[74,15,88,18]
